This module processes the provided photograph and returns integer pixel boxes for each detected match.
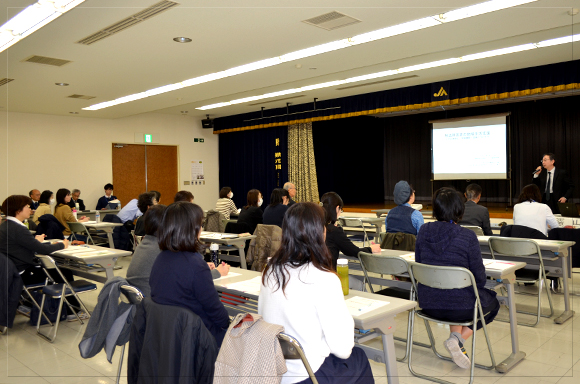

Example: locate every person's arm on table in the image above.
[545,206,560,230]
[193,260,230,328]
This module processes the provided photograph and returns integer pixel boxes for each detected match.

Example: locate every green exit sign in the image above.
[144,134,152,143]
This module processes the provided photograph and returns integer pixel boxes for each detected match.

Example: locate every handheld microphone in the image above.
[532,162,542,175]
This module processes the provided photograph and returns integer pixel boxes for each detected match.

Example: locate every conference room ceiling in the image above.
[0,0,578,120]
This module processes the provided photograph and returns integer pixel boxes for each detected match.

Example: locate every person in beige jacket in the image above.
[54,188,89,237]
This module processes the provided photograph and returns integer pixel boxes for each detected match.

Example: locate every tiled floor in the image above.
[1,256,579,383]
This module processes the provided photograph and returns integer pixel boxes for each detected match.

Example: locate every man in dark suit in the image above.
[283,182,297,206]
[67,189,86,211]
[458,183,493,236]
[533,153,574,214]
[28,189,40,211]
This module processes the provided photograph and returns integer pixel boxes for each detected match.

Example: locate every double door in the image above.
[112,144,178,207]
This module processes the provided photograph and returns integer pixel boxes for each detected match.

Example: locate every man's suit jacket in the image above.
[68,199,86,211]
[458,200,493,236]
[533,168,574,201]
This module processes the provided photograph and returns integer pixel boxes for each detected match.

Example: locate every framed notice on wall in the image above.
[191,160,205,185]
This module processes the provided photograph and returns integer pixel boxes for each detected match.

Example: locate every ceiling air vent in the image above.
[67,94,96,100]
[22,55,72,67]
[0,78,14,87]
[76,0,179,45]
[303,11,361,31]
[336,75,419,90]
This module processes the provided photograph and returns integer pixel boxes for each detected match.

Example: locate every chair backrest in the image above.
[67,221,88,234]
[408,263,475,291]
[500,224,547,240]
[338,217,364,228]
[204,210,226,233]
[461,225,484,237]
[278,333,318,384]
[358,251,409,276]
[35,254,58,270]
[488,237,542,258]
[120,284,144,305]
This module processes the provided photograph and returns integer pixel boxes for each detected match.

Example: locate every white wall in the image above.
[0,111,219,210]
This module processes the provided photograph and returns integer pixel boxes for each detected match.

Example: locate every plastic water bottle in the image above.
[72,209,78,220]
[95,211,100,223]
[24,219,29,229]
[337,259,349,296]
[75,202,80,211]
[210,243,220,267]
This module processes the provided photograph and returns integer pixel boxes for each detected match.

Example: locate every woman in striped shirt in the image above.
[215,186,238,220]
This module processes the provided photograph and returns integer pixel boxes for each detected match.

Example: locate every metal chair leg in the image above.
[116,344,126,384]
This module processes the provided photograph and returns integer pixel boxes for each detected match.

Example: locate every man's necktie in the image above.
[546,172,551,201]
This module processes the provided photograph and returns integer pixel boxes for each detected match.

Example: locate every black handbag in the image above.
[29,290,68,325]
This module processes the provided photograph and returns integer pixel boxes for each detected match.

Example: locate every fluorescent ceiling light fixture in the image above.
[0,0,85,52]
[196,33,580,111]
[83,0,537,111]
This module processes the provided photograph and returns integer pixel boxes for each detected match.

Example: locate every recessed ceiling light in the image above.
[55,82,69,86]
[69,111,78,114]
[173,37,192,43]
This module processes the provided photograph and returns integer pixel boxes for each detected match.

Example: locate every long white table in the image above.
[478,236,575,324]
[341,250,527,373]
[213,267,416,384]
[48,244,131,283]
[200,232,256,269]
[77,209,120,221]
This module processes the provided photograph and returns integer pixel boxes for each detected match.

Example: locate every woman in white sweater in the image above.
[258,202,373,384]
[513,184,559,236]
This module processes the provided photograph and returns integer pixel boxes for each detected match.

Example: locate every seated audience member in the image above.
[385,180,424,235]
[68,189,86,211]
[283,182,297,206]
[29,189,41,211]
[150,190,161,204]
[237,189,264,234]
[321,192,380,269]
[259,203,374,384]
[150,202,230,347]
[174,190,194,203]
[215,187,238,220]
[0,195,86,320]
[415,188,500,369]
[54,189,89,239]
[263,188,289,228]
[134,192,158,236]
[96,183,117,210]
[458,183,493,236]
[32,190,53,225]
[513,184,559,236]
[118,197,144,224]
[127,204,229,297]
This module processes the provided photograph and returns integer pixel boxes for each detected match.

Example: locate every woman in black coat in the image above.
[237,189,264,234]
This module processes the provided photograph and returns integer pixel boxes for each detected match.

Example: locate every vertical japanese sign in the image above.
[274,137,282,187]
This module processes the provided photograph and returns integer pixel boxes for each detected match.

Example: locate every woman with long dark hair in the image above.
[262,188,289,228]
[149,201,230,346]
[53,188,89,238]
[259,203,373,384]
[320,192,380,269]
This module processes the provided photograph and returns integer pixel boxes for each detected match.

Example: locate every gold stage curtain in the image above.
[288,122,319,203]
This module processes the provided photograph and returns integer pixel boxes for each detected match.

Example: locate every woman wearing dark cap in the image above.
[149,202,230,346]
[385,180,424,235]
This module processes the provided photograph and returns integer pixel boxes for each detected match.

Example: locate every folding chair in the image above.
[357,251,430,362]
[278,332,319,384]
[35,255,96,342]
[407,263,496,384]
[116,285,144,384]
[338,217,370,247]
[68,221,107,246]
[461,225,485,237]
[488,237,554,327]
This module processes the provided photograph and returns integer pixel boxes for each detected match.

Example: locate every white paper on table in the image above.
[222,276,262,295]
[483,260,516,271]
[345,296,389,316]
[212,272,242,281]
[73,251,114,257]
[42,240,64,244]
[56,245,90,254]
[83,221,97,224]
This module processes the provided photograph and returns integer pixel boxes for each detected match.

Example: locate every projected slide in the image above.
[432,116,507,180]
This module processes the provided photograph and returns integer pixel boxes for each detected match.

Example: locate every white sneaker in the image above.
[67,311,89,322]
[444,337,471,369]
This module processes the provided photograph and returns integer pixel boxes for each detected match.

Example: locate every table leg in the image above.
[106,232,115,249]
[496,283,526,373]
[554,254,575,324]
[382,333,399,384]
[235,242,247,269]
[373,223,381,243]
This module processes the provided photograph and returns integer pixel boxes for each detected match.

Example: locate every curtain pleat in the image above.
[288,123,319,202]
